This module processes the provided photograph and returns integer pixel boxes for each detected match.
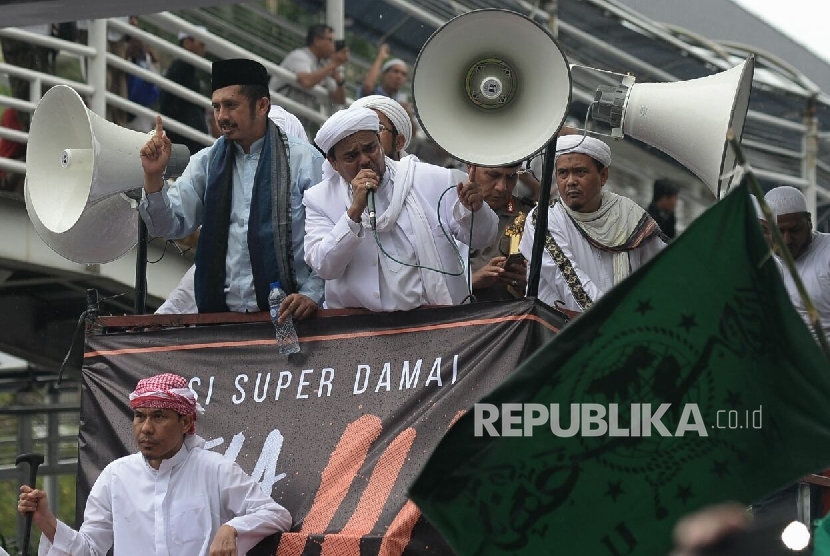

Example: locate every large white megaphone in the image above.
[591,57,755,198]
[412,9,571,167]
[25,84,189,263]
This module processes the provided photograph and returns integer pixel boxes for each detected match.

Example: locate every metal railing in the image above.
[0,12,340,179]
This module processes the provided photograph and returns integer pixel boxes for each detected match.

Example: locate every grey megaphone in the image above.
[25,84,190,263]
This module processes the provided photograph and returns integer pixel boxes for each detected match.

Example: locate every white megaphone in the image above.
[412,9,572,167]
[25,84,190,263]
[590,57,755,198]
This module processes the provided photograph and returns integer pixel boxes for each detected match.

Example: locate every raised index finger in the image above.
[468,165,477,184]
[154,115,164,137]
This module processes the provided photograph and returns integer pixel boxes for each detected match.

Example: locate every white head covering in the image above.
[178,26,207,41]
[315,107,379,154]
[268,105,308,140]
[765,186,808,216]
[350,95,412,150]
[381,58,407,73]
[555,135,612,168]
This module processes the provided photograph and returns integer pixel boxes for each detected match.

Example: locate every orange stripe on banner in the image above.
[84,314,559,358]
[302,414,382,533]
[377,412,465,556]
[378,501,422,556]
[276,414,382,556]
[320,428,417,556]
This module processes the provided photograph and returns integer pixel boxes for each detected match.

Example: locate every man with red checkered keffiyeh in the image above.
[18,373,291,555]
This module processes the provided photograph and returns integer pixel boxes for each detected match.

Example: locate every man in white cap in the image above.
[519,135,668,313]
[764,185,830,341]
[350,95,412,161]
[358,45,409,104]
[19,373,290,555]
[304,107,498,311]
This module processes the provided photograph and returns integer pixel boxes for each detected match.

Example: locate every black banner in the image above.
[80,299,566,555]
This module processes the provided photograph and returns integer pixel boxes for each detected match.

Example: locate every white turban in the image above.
[381,58,407,73]
[554,135,612,168]
[350,95,412,150]
[315,107,379,154]
[765,186,808,216]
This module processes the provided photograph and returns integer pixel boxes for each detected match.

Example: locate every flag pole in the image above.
[727,129,830,360]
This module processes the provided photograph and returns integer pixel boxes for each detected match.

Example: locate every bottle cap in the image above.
[270,281,282,290]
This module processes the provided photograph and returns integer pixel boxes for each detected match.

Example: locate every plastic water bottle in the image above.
[268,281,300,354]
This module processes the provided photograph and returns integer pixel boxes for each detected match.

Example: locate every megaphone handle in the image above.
[526,140,556,299]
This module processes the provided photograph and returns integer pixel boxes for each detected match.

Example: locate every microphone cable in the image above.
[368,184,476,303]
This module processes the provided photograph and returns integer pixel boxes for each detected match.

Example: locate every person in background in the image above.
[124,16,160,132]
[647,178,680,239]
[159,26,216,156]
[358,44,408,103]
[272,24,349,129]
[765,185,830,343]
[18,373,290,555]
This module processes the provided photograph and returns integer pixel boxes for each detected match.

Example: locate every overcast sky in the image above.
[730,0,829,64]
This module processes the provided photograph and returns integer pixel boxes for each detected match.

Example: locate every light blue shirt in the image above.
[139,134,324,312]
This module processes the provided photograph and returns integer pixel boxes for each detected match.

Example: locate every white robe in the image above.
[520,202,666,312]
[778,231,830,342]
[303,157,498,311]
[38,435,290,556]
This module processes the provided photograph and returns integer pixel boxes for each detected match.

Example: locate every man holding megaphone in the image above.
[139,58,325,318]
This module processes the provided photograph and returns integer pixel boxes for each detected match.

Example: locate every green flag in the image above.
[410,183,830,556]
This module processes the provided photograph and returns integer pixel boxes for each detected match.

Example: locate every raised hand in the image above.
[457,166,484,212]
[140,116,173,193]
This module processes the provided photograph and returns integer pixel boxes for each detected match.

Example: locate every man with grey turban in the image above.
[350,95,411,160]
[519,135,668,313]
[304,107,498,311]
[764,185,829,342]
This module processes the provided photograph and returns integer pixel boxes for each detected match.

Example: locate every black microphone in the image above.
[367,188,377,231]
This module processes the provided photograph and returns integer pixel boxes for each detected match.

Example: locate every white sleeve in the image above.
[303,189,365,280]
[42,468,115,556]
[218,461,292,554]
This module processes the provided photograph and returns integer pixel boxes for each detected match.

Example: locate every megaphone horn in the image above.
[25,85,191,263]
[591,56,755,198]
[413,9,572,167]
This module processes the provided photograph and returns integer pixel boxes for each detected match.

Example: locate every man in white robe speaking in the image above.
[303,107,498,312]
[520,135,668,313]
